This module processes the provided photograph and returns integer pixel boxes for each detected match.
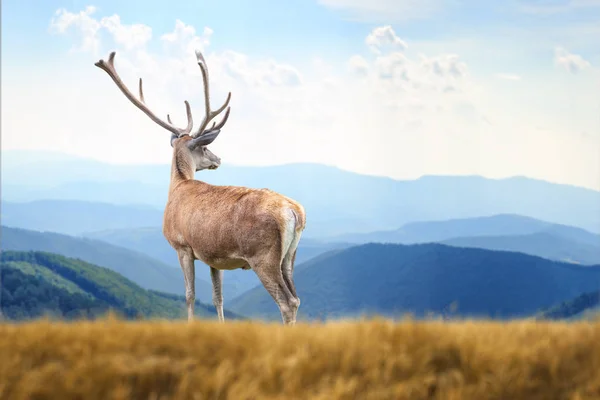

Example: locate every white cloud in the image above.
[495,73,521,81]
[50,6,101,53]
[365,25,408,54]
[220,51,302,87]
[349,31,471,101]
[348,55,369,76]
[554,46,592,73]
[161,20,212,57]
[100,15,152,50]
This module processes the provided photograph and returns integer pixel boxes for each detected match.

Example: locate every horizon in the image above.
[3,148,599,193]
[2,0,599,191]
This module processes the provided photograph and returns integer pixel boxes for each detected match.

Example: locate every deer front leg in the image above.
[177,250,196,322]
[210,267,224,322]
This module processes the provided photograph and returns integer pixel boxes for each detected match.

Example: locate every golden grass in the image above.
[1,316,600,400]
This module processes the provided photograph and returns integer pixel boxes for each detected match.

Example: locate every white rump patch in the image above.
[281,208,298,261]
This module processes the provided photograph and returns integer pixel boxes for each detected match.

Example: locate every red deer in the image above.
[94,50,306,325]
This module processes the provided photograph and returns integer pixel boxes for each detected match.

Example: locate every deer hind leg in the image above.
[210,267,225,322]
[281,230,302,322]
[251,253,299,326]
[177,249,196,322]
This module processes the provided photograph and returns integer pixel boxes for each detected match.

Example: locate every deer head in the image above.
[94,50,231,172]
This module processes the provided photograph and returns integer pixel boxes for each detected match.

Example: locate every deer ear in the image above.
[170,133,178,147]
[187,130,220,149]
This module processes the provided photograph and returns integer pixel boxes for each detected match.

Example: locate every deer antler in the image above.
[190,49,232,138]
[94,51,193,137]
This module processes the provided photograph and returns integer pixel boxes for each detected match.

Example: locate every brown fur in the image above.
[164,136,306,270]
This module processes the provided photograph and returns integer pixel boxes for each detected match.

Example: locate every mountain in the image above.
[332,214,600,244]
[330,214,600,265]
[441,232,600,265]
[83,227,350,297]
[0,200,164,235]
[537,290,600,320]
[0,226,215,303]
[3,150,600,236]
[229,243,600,321]
[0,250,242,321]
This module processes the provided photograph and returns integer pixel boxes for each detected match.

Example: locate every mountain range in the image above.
[3,150,599,237]
[330,214,600,265]
[3,207,599,303]
[3,224,600,322]
[3,150,600,322]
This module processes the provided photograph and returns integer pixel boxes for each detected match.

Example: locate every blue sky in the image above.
[2,0,599,189]
[5,0,599,65]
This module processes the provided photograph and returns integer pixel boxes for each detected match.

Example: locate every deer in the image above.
[94,49,306,325]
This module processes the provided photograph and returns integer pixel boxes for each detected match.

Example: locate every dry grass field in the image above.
[1,316,600,400]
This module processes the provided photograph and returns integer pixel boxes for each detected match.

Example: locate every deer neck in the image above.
[169,147,196,190]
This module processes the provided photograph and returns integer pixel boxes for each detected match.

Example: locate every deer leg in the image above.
[252,257,299,325]
[210,267,224,322]
[281,248,300,322]
[177,250,196,322]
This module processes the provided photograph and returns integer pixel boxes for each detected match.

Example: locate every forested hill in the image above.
[537,290,600,320]
[0,225,215,303]
[0,251,242,321]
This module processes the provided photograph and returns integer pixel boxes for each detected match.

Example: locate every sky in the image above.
[2,0,599,190]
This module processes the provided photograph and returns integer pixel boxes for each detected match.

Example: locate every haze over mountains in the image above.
[2,150,600,321]
[332,214,598,243]
[3,150,600,236]
[331,214,600,265]
[1,200,163,236]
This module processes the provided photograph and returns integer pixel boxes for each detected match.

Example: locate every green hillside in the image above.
[0,226,214,303]
[0,251,242,321]
[229,243,600,321]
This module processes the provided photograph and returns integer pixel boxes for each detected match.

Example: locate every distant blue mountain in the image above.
[332,214,600,244]
[0,200,163,236]
[442,233,600,266]
[2,150,599,236]
[330,214,600,265]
